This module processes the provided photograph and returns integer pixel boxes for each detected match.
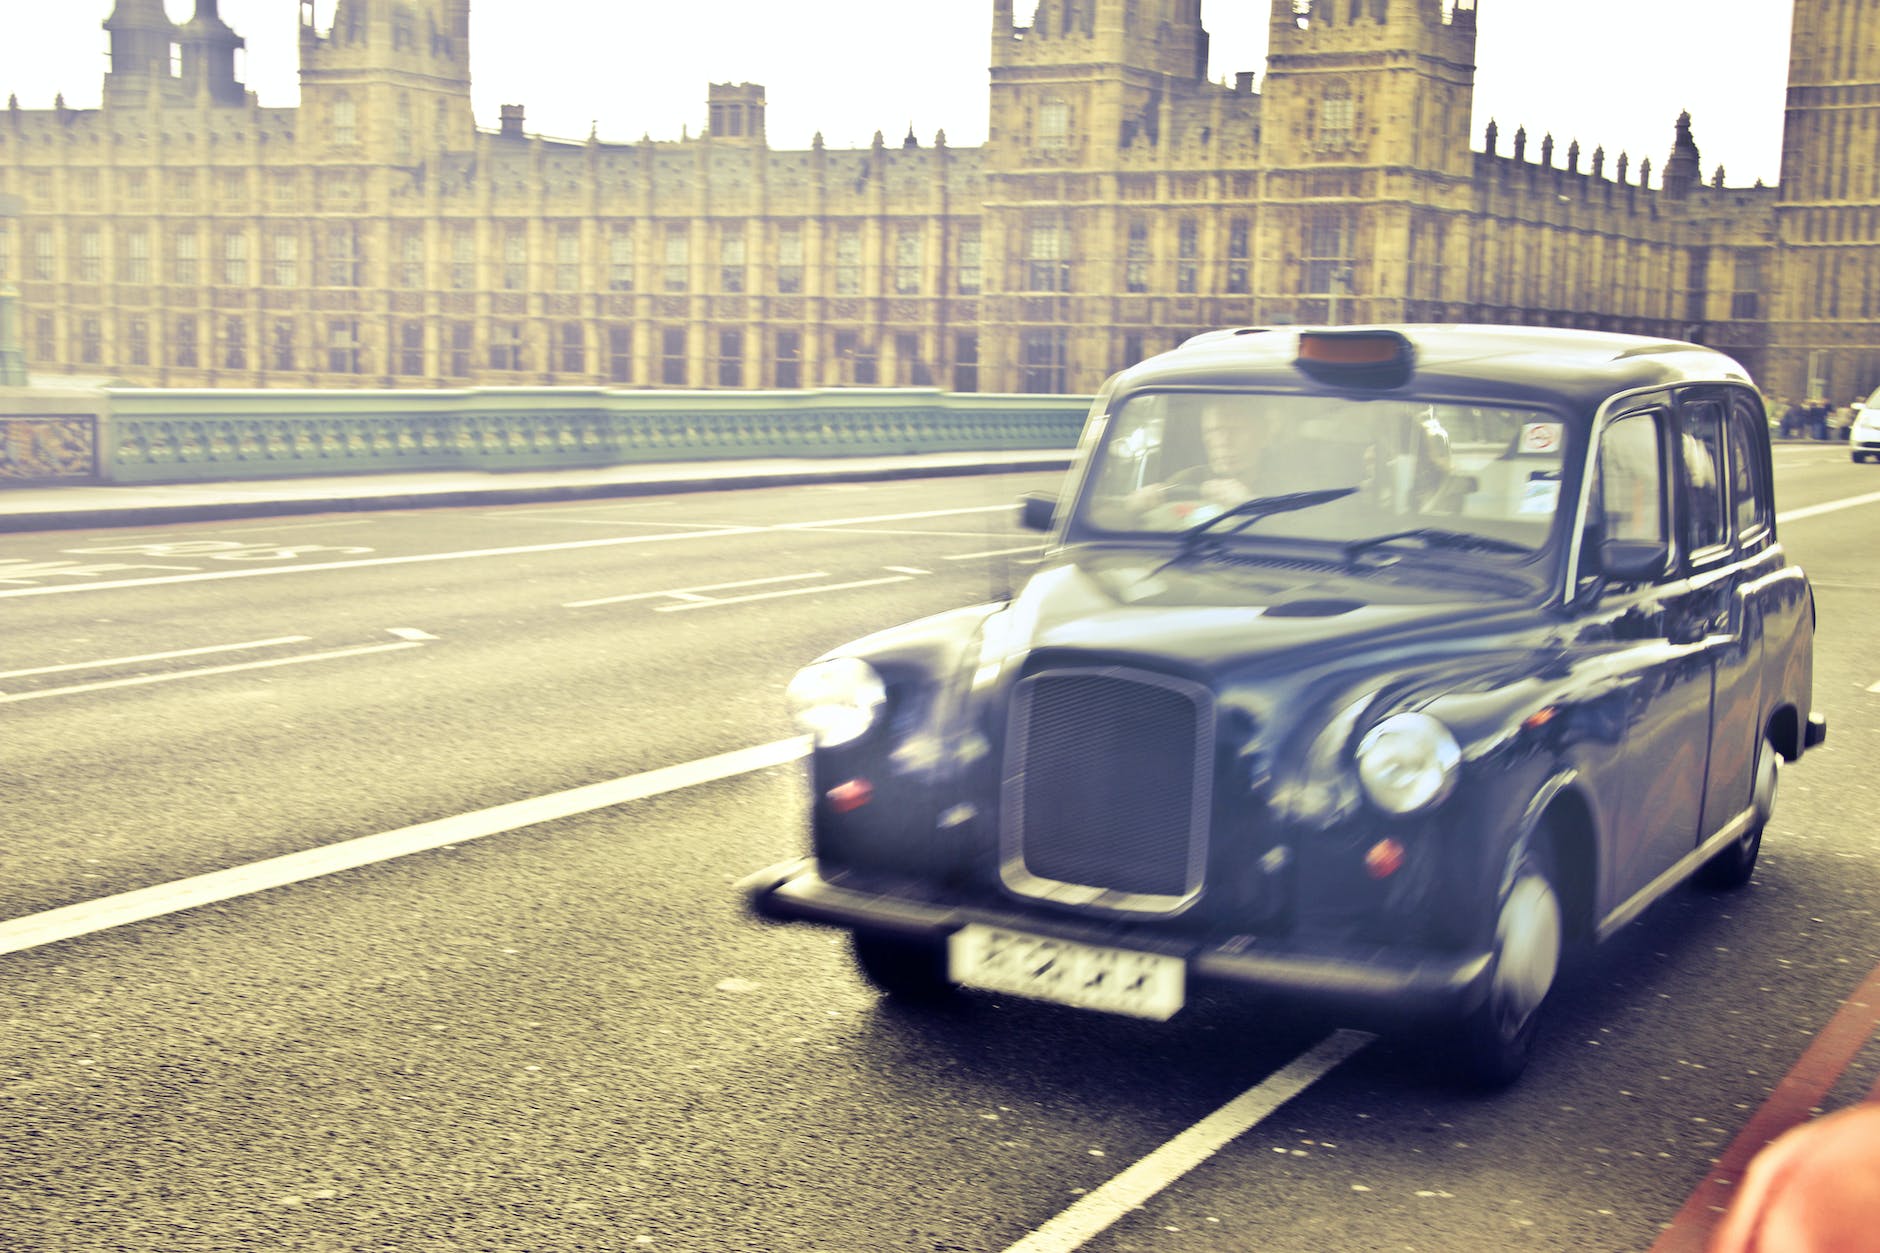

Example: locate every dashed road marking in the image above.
[946,544,1046,561]
[1000,1029,1374,1253]
[0,639,425,705]
[565,571,830,609]
[0,635,311,681]
[654,574,914,612]
[0,737,808,957]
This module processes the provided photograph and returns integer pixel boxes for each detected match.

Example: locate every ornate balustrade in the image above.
[5,387,1090,485]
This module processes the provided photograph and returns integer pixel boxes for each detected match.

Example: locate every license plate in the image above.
[947,924,1185,1021]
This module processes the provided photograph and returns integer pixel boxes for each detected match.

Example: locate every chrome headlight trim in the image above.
[786,657,887,748]
[1355,711,1461,815]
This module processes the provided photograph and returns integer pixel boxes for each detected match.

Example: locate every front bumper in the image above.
[740,857,1494,1022]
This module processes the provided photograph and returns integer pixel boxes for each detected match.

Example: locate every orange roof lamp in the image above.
[1294,329,1417,389]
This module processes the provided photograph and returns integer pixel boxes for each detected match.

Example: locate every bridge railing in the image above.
[1,387,1092,485]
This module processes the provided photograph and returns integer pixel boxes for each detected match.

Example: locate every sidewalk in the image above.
[0,450,1076,533]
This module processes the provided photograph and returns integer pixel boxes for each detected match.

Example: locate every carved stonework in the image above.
[658,296,688,318]
[0,416,98,481]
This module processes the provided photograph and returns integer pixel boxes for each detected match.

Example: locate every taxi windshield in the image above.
[1077,391,1568,556]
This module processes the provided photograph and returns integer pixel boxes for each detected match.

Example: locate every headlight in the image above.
[1355,712,1460,815]
[786,657,887,747]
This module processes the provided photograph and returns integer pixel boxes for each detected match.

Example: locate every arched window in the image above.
[1038,98,1070,149]
[332,95,357,146]
[1319,83,1353,148]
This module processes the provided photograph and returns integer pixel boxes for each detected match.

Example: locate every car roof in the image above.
[1112,324,1755,417]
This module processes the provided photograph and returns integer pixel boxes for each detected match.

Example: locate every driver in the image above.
[1127,395,1278,515]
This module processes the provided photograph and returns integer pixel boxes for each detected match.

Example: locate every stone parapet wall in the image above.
[65,387,1090,485]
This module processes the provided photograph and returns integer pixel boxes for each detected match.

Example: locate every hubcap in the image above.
[1491,873,1561,1036]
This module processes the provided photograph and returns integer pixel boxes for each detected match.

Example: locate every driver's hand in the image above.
[1201,477,1250,507]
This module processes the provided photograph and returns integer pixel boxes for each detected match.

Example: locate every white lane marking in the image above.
[0,635,311,681]
[0,737,809,958]
[945,544,1046,561]
[0,525,766,599]
[0,641,424,705]
[1867,679,1880,694]
[1000,1029,1374,1253]
[780,504,1015,528]
[489,516,744,530]
[654,574,914,612]
[1777,490,1880,524]
[787,526,1011,539]
[884,566,931,575]
[387,627,438,642]
[565,571,829,609]
[0,504,1018,600]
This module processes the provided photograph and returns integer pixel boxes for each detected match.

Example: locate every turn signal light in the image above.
[825,778,874,814]
[1364,838,1407,880]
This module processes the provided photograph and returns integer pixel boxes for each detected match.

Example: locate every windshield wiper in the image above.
[1342,527,1532,566]
[1146,487,1359,577]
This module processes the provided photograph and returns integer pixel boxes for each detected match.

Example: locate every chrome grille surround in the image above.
[999,666,1215,916]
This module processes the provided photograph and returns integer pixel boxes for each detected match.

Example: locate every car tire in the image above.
[1449,843,1563,1089]
[1853,451,1867,464]
[1695,734,1777,890]
[850,932,956,1003]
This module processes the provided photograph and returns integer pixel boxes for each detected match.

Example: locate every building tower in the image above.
[101,0,178,108]
[1771,0,1880,402]
[177,0,248,106]
[299,0,476,162]
[1258,0,1478,324]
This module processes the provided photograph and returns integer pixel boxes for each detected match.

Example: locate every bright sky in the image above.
[0,1,1796,187]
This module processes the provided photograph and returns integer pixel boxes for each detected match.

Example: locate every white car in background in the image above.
[1853,387,1880,463]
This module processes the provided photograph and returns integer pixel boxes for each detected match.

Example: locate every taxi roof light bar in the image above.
[1294,329,1416,389]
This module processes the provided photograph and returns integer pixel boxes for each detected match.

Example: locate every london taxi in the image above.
[741,325,1827,1086]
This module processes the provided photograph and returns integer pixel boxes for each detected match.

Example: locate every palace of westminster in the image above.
[0,0,1874,402]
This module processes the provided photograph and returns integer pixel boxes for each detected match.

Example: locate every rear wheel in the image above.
[1450,844,1562,1089]
[1696,733,1777,890]
[850,932,956,1003]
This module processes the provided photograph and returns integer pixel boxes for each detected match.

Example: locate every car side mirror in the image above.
[1018,491,1056,532]
[1598,538,1669,582]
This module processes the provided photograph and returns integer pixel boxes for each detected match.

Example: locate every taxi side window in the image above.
[1592,410,1667,546]
[1680,400,1731,556]
[1727,395,1771,539]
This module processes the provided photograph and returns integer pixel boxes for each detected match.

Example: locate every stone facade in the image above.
[0,0,1866,401]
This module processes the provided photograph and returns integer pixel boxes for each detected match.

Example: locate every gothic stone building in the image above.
[0,0,1872,403]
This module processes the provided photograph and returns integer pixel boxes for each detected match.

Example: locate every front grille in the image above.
[1001,667,1212,912]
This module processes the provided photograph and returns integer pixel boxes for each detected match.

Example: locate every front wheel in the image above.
[850,932,956,1003]
[1696,734,1777,890]
[1449,845,1563,1089]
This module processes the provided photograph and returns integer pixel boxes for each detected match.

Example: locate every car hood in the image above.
[992,548,1540,679]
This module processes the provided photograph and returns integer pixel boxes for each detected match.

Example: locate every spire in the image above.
[1663,109,1701,199]
[178,0,247,105]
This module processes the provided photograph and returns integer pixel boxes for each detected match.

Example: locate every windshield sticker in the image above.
[1519,478,1561,515]
[1519,422,1565,454]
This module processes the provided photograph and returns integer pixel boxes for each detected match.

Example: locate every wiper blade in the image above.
[1178,487,1360,551]
[1342,527,1531,565]
[1145,487,1358,579]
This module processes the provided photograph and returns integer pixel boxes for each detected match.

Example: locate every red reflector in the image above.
[826,778,873,814]
[1298,332,1403,365]
[1364,838,1406,880]
[1522,706,1557,730]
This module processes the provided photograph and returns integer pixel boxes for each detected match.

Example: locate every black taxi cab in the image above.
[741,325,1827,1086]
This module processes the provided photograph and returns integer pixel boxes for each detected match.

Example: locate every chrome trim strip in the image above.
[1000,665,1215,917]
[1595,805,1758,942]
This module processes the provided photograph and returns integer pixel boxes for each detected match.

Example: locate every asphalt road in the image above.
[2,448,1877,1253]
